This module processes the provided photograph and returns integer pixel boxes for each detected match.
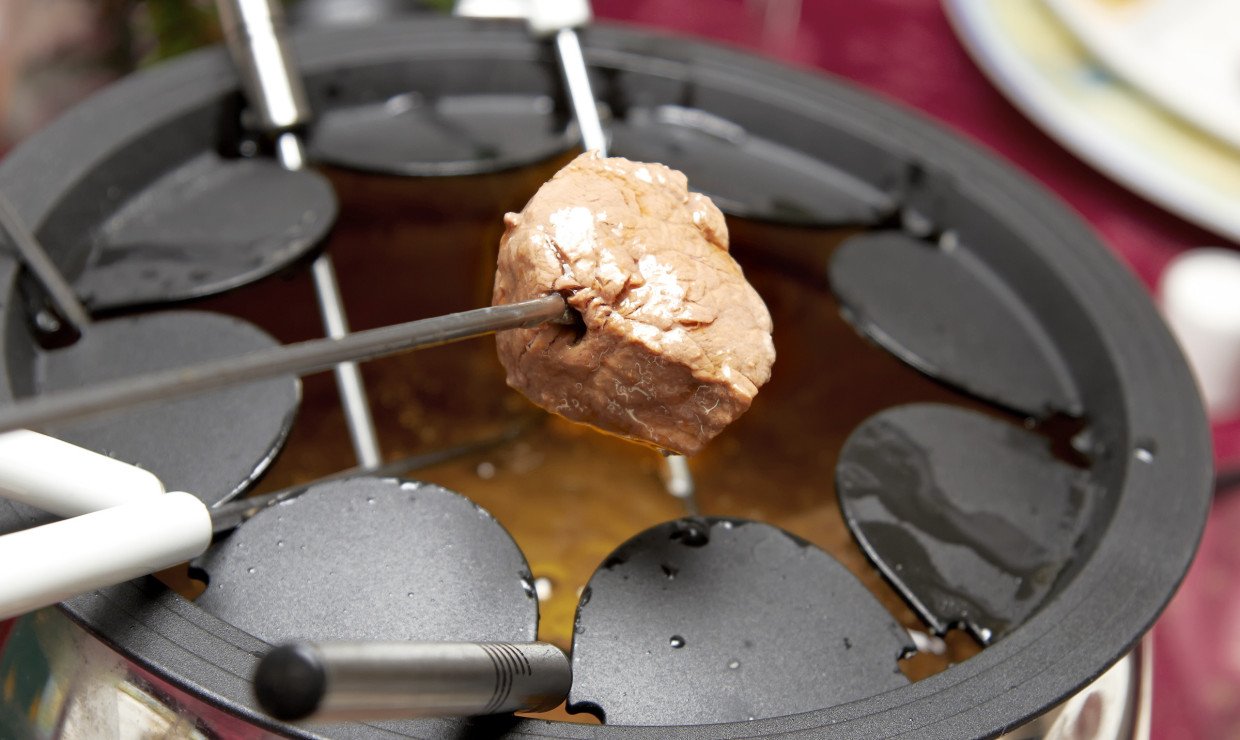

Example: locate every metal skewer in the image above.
[217,0,383,468]
[0,195,92,336]
[531,0,701,514]
[661,453,699,516]
[0,293,570,435]
[551,26,607,153]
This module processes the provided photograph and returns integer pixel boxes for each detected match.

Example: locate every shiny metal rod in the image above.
[275,134,382,467]
[0,195,92,334]
[553,28,608,155]
[662,453,700,515]
[552,19,702,503]
[216,0,310,132]
[306,220,382,468]
[254,641,571,722]
[218,0,384,468]
[0,294,569,435]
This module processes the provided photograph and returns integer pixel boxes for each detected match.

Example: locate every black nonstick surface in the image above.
[0,18,1211,739]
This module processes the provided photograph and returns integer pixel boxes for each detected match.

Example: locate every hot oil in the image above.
[188,155,993,707]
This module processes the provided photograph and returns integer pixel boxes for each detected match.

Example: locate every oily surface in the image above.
[493,152,775,455]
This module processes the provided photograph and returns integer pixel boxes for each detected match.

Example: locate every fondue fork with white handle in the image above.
[0,429,165,517]
[0,295,572,620]
[0,422,533,622]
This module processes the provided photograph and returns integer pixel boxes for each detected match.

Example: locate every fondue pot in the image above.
[0,16,1212,739]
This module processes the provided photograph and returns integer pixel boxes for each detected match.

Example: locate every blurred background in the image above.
[0,0,1237,737]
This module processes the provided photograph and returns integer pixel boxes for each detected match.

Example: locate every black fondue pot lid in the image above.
[38,311,300,508]
[32,136,338,313]
[0,17,1211,739]
[569,518,912,725]
[0,307,299,534]
[829,231,1084,418]
[70,155,337,313]
[194,477,537,645]
[311,92,577,177]
[608,105,895,226]
[837,404,1098,646]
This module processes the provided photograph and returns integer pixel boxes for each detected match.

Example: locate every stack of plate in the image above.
[943,0,1240,244]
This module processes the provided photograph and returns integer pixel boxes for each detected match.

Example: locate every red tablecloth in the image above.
[592,1,1240,737]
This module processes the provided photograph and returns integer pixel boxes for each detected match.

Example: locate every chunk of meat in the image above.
[493,152,775,455]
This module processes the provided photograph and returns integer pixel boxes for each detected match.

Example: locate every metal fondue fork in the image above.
[0,418,543,621]
[0,293,571,434]
[531,0,702,516]
[216,0,383,468]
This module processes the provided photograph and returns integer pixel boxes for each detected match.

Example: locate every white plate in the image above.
[942,0,1240,244]
[1044,0,1240,152]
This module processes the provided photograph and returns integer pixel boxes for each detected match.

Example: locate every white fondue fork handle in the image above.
[0,491,211,620]
[0,430,164,517]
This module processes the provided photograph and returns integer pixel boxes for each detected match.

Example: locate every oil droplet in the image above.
[407,592,414,598]
[534,577,554,601]
[728,659,740,670]
[669,636,685,648]
[276,540,284,548]
[476,461,497,480]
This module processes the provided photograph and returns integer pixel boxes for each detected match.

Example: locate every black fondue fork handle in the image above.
[254,640,571,722]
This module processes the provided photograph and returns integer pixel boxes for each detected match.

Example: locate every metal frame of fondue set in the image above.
[0,3,1213,739]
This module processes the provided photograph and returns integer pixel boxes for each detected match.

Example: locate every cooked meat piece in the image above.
[493,152,774,455]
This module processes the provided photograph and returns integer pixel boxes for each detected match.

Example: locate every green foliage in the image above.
[133,0,222,66]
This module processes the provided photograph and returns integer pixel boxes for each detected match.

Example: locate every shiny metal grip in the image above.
[254,641,572,722]
[215,0,311,131]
